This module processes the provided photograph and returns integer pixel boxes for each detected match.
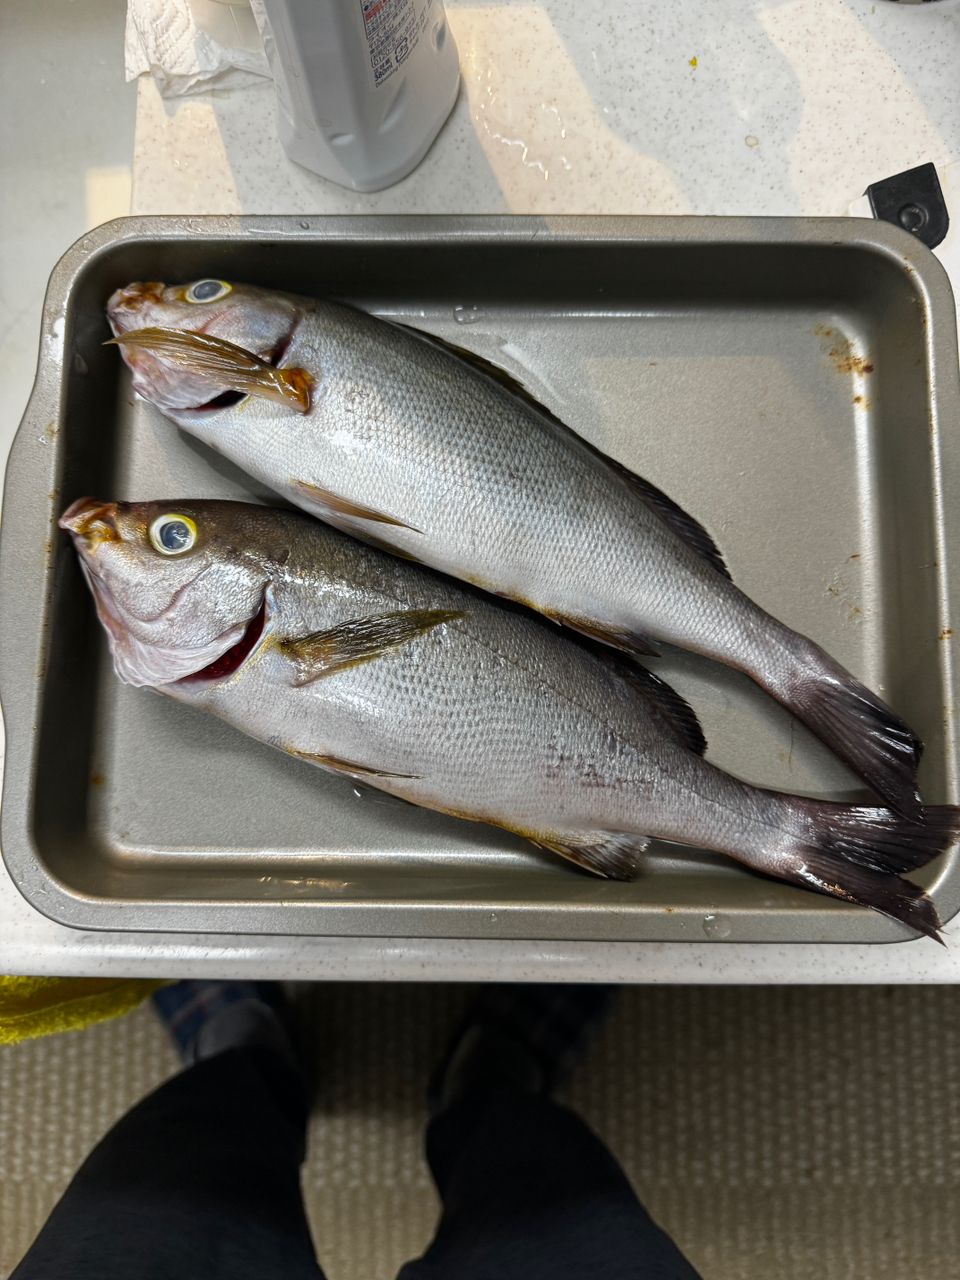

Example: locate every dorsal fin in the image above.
[616,660,707,756]
[396,323,535,400]
[397,322,731,580]
[604,465,730,579]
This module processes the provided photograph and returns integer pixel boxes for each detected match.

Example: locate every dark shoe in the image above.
[430,983,615,1114]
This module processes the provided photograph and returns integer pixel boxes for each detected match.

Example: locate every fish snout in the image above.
[59,498,120,547]
[106,282,165,331]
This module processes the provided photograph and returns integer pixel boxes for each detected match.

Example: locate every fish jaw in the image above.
[74,553,254,688]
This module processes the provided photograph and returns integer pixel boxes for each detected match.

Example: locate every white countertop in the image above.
[3,0,960,979]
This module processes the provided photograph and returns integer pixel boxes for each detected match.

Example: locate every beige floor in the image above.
[3,983,960,1279]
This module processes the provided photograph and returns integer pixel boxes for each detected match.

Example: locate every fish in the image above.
[60,496,957,940]
[106,278,924,819]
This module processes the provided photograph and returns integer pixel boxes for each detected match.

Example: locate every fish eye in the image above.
[149,513,198,556]
[186,279,231,304]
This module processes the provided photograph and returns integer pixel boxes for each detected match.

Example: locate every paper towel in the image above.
[125,0,270,98]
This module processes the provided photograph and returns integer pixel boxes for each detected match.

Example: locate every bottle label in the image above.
[360,0,434,88]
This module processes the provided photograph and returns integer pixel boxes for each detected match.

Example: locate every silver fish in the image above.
[107,279,924,818]
[61,496,955,939]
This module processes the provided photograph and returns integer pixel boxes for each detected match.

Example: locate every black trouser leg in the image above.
[398,1086,703,1280]
[12,1046,322,1280]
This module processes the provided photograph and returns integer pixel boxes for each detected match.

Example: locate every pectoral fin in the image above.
[279,608,465,685]
[108,327,312,413]
[292,479,421,532]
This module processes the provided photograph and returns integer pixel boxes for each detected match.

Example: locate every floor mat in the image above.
[2,984,959,1278]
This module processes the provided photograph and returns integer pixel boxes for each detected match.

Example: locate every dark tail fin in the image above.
[794,855,942,942]
[764,642,923,821]
[779,801,959,941]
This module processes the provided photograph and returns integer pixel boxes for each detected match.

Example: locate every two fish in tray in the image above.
[59,277,959,938]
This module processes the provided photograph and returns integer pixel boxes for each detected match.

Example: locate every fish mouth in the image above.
[108,281,165,313]
[60,497,120,545]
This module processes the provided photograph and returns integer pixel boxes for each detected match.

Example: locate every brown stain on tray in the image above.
[832,351,874,376]
[813,325,874,376]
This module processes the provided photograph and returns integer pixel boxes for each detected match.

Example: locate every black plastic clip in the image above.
[866,162,949,250]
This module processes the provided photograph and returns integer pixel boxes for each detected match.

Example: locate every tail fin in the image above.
[766,643,923,821]
[793,855,942,942]
[780,801,958,941]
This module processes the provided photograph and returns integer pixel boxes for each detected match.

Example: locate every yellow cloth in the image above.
[0,976,164,1045]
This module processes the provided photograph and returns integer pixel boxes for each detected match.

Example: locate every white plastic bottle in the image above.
[250,0,460,192]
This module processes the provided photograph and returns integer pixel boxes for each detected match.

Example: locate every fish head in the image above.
[60,498,272,687]
[106,279,302,411]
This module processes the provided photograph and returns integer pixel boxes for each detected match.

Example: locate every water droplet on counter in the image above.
[702,913,732,939]
[453,304,483,325]
[79,237,92,252]
[299,220,310,230]
[745,135,760,149]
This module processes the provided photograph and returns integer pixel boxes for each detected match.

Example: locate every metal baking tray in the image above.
[2,215,958,942]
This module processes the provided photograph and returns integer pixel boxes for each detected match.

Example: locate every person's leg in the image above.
[399,986,702,1280]
[12,982,323,1280]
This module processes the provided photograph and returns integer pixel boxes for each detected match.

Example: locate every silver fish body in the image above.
[107,281,924,818]
[61,498,955,938]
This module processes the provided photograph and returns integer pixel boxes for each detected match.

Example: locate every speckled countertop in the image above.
[131,0,960,219]
[3,0,960,979]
